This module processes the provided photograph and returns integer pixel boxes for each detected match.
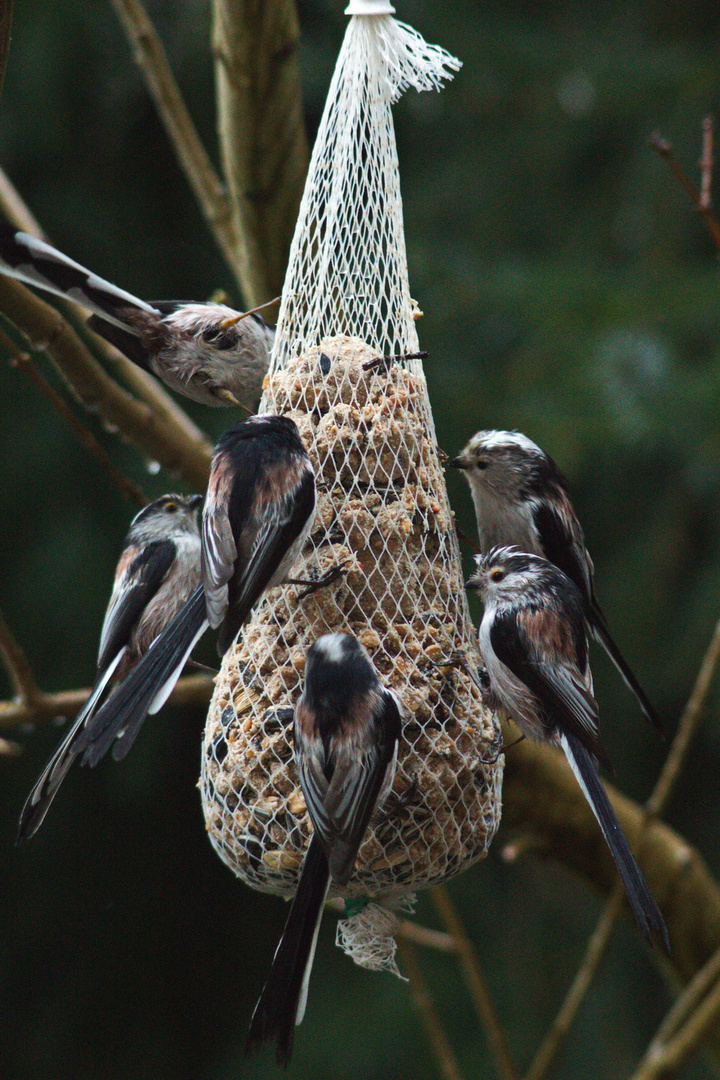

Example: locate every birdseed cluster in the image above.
[200,335,503,906]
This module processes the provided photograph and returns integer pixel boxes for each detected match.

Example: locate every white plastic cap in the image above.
[345,0,395,14]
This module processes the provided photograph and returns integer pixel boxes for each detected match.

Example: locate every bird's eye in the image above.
[475,458,488,470]
[489,568,504,581]
[165,501,178,513]
[202,326,238,350]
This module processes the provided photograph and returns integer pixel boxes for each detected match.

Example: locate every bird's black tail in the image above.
[246,836,330,1069]
[560,731,669,950]
[16,649,127,842]
[590,600,665,737]
[0,220,157,332]
[75,586,208,767]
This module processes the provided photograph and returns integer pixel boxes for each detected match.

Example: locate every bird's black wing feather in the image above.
[86,315,152,370]
[75,585,207,766]
[96,539,176,675]
[218,468,315,655]
[490,608,607,764]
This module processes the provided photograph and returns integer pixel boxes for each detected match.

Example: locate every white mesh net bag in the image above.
[200,2,503,970]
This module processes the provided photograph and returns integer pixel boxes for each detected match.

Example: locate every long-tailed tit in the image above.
[451,430,663,734]
[73,415,316,767]
[247,633,402,1068]
[0,220,274,409]
[467,546,668,948]
[17,493,203,841]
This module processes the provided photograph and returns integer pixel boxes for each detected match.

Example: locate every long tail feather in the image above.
[560,731,669,950]
[589,603,665,737]
[246,837,330,1069]
[0,221,156,329]
[75,586,208,767]
[16,649,127,842]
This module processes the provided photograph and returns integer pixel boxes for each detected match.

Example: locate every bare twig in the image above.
[109,0,238,278]
[431,884,520,1080]
[396,936,466,1080]
[2,328,148,509]
[650,128,720,252]
[630,950,720,1080]
[212,0,309,305]
[700,116,714,211]
[0,607,42,705]
[0,0,13,99]
[0,275,212,489]
[647,615,720,818]
[521,614,720,1080]
[524,887,625,1080]
[0,672,213,731]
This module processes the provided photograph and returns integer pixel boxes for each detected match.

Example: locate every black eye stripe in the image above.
[201,327,238,350]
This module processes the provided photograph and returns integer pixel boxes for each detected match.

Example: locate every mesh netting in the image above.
[199,12,502,944]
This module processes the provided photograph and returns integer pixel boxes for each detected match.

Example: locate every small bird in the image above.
[451,430,663,734]
[74,414,316,767]
[17,493,203,841]
[247,633,402,1068]
[467,546,668,948]
[0,220,275,408]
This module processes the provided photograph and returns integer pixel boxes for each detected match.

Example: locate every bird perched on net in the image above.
[467,546,668,949]
[73,414,317,768]
[451,429,663,734]
[0,220,275,409]
[247,633,402,1068]
[17,493,203,841]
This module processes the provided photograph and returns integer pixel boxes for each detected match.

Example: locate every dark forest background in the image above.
[1,2,720,1078]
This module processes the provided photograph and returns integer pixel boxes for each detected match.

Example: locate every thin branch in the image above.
[0,0,13,99]
[0,672,213,731]
[211,0,309,305]
[430,884,520,1080]
[654,945,720,1048]
[700,116,714,211]
[519,613,720,1080]
[0,165,215,455]
[0,275,212,489]
[647,615,720,818]
[396,936,466,1080]
[109,0,238,278]
[630,950,720,1080]
[2,328,148,509]
[650,128,720,252]
[0,607,42,705]
[524,886,625,1080]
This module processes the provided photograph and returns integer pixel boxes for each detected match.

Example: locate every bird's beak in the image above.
[217,388,241,407]
[465,573,480,591]
[449,455,466,469]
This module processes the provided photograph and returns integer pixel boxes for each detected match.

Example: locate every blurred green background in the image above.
[1,1,720,1077]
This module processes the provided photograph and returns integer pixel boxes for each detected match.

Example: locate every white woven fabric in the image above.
[200,13,501,970]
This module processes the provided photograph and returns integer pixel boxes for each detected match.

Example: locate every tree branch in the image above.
[0,672,213,731]
[502,738,720,1062]
[0,275,212,489]
[396,937,466,1080]
[211,0,308,305]
[2,328,149,509]
[650,127,720,252]
[0,165,214,460]
[430,884,520,1080]
[0,606,42,705]
[109,0,239,279]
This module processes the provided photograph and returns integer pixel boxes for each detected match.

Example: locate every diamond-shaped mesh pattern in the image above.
[200,16,501,910]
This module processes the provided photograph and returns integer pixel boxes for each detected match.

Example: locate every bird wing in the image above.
[216,467,315,655]
[490,606,606,762]
[533,498,594,606]
[96,539,177,675]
